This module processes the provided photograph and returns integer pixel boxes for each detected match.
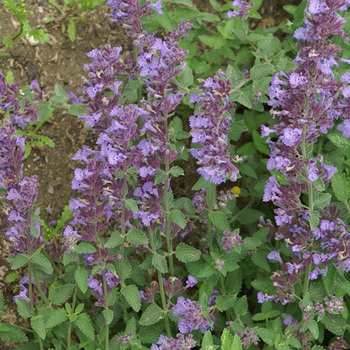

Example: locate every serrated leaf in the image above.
[50,284,75,305]
[15,298,31,319]
[9,254,28,269]
[215,295,236,312]
[121,285,141,312]
[321,313,345,335]
[176,65,194,88]
[32,252,53,275]
[234,296,248,316]
[250,63,275,79]
[208,211,230,231]
[139,303,163,326]
[308,211,320,231]
[34,135,55,148]
[75,241,96,254]
[175,243,201,263]
[68,104,87,116]
[46,309,68,329]
[152,254,168,273]
[169,166,184,178]
[75,313,95,340]
[125,317,137,335]
[105,231,123,248]
[221,328,233,350]
[331,172,350,204]
[103,309,114,325]
[75,268,88,294]
[31,315,46,339]
[126,228,148,245]
[0,323,28,342]
[251,251,270,272]
[313,192,332,209]
[168,209,186,229]
[308,319,319,339]
[328,130,350,154]
[232,334,242,350]
[125,199,138,213]
[202,330,214,349]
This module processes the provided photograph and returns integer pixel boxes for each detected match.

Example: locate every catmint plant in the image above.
[260,0,350,346]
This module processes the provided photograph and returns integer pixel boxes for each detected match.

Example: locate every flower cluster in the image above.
[261,0,350,302]
[151,333,195,350]
[221,229,245,253]
[189,73,239,185]
[0,72,41,129]
[0,119,43,255]
[236,327,260,349]
[173,296,213,334]
[227,0,254,20]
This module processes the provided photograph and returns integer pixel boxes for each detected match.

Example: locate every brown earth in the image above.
[0,0,298,348]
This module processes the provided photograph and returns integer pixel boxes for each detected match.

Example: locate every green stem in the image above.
[162,116,175,276]
[67,283,78,350]
[148,227,172,338]
[207,183,216,252]
[97,246,109,350]
[42,249,62,277]
[300,118,314,297]
[32,266,50,305]
[120,167,128,287]
[27,260,35,315]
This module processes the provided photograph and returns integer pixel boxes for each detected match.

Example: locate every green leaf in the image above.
[125,199,138,213]
[251,251,270,272]
[313,192,332,209]
[168,209,186,229]
[258,328,276,346]
[308,211,320,231]
[67,19,76,42]
[63,252,74,265]
[50,284,75,305]
[199,35,226,49]
[126,228,148,245]
[0,323,28,342]
[175,243,201,263]
[230,90,252,109]
[121,285,141,312]
[105,231,123,248]
[328,130,350,154]
[321,313,345,335]
[75,241,96,254]
[34,135,55,148]
[215,295,236,312]
[176,65,194,88]
[208,211,230,231]
[5,70,14,84]
[75,313,95,340]
[139,303,163,326]
[152,254,168,274]
[234,296,248,316]
[236,209,262,225]
[9,253,28,269]
[250,63,275,79]
[75,268,88,294]
[53,84,69,103]
[232,334,242,350]
[46,309,68,329]
[308,319,319,339]
[15,298,31,319]
[169,166,185,178]
[331,172,350,204]
[221,328,233,350]
[103,309,114,325]
[31,315,46,339]
[3,36,13,48]
[68,104,87,116]
[32,252,53,275]
[201,330,214,349]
